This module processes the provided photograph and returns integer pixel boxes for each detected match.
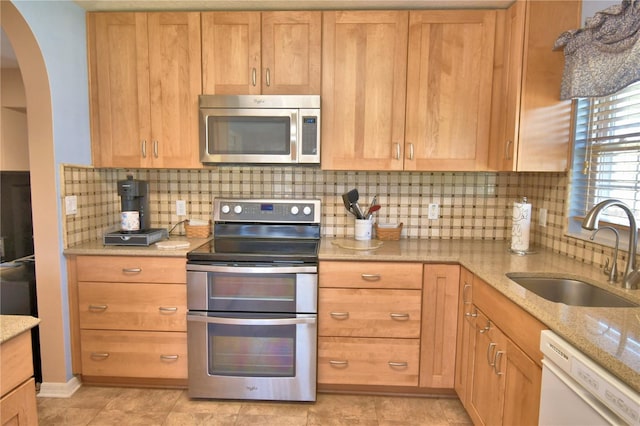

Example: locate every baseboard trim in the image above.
[37,376,82,398]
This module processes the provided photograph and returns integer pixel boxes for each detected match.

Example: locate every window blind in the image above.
[570,81,640,228]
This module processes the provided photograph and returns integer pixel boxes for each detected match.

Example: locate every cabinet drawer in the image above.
[319,288,421,338]
[80,330,187,379]
[78,282,186,331]
[76,256,186,283]
[318,337,420,386]
[320,261,423,289]
[0,332,33,397]
[0,378,37,426]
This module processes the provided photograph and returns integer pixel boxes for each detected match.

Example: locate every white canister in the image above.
[121,211,140,232]
[354,218,373,241]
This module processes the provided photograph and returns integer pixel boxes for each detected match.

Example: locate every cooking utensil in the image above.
[366,204,381,219]
[342,189,362,218]
[352,202,365,219]
[341,192,356,217]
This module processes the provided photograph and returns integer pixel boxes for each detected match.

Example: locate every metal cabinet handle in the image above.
[505,140,513,160]
[266,68,271,87]
[486,342,497,366]
[390,313,410,320]
[88,304,108,311]
[122,268,142,273]
[159,307,178,313]
[330,312,350,319]
[494,351,505,376]
[329,360,349,367]
[394,142,401,160]
[361,273,381,281]
[479,320,491,334]
[252,68,257,87]
[153,140,158,158]
[465,309,478,318]
[141,140,147,158]
[388,361,409,368]
[90,352,110,359]
[160,354,179,361]
[462,283,472,304]
[408,143,414,160]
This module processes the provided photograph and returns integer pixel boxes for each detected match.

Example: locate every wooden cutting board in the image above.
[331,239,383,251]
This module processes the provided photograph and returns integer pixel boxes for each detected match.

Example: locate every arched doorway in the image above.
[2,1,74,391]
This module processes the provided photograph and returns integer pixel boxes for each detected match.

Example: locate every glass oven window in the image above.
[208,317,296,377]
[208,273,296,312]
[207,116,290,155]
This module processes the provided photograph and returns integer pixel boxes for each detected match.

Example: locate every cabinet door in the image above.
[454,267,475,406]
[147,12,201,168]
[202,12,261,94]
[468,310,506,426]
[420,264,460,388]
[405,10,496,171]
[321,11,408,170]
[502,339,541,426]
[88,13,149,168]
[0,378,38,426]
[261,12,321,94]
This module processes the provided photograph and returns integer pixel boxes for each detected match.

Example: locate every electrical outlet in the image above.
[65,195,77,215]
[176,200,187,216]
[428,203,439,220]
[539,208,548,227]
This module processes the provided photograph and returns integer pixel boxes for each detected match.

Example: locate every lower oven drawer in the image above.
[80,330,187,379]
[318,336,420,386]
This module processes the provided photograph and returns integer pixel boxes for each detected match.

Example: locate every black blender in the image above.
[103,175,167,246]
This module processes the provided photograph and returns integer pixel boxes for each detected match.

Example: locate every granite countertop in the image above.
[320,238,640,393]
[1,315,40,344]
[63,236,211,257]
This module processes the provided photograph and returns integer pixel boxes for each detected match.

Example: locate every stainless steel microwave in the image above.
[199,95,320,165]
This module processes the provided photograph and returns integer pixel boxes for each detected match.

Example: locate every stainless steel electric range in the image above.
[186,198,320,401]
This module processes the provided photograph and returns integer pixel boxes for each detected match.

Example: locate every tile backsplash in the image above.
[61,165,626,269]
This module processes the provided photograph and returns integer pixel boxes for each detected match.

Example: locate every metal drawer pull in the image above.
[122,268,142,273]
[462,283,472,304]
[153,140,159,158]
[266,68,271,87]
[361,273,381,281]
[494,351,505,376]
[465,311,478,318]
[408,143,414,160]
[330,312,350,319]
[90,352,110,359]
[88,304,108,311]
[252,68,257,86]
[487,342,497,366]
[160,355,179,361]
[388,361,408,368]
[329,360,349,367]
[159,307,178,313]
[505,140,513,160]
[141,140,147,158]
[390,313,410,320]
[394,142,401,160]
[479,321,491,334]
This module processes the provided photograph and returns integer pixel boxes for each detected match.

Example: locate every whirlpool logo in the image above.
[246,385,258,392]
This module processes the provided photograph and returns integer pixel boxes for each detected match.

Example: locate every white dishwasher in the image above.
[539,330,640,425]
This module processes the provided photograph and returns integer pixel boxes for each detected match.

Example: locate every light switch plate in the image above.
[539,208,548,227]
[428,203,439,220]
[65,195,77,215]
[176,200,187,216]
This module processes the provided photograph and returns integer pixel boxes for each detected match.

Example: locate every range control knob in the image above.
[221,205,230,214]
[234,205,243,214]
[303,206,312,216]
[290,206,300,215]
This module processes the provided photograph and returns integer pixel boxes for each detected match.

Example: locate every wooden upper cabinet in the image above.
[405,10,496,171]
[88,12,201,168]
[489,0,581,172]
[202,11,321,95]
[321,11,409,171]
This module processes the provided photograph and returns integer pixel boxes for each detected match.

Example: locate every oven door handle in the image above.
[187,264,317,274]
[187,312,317,326]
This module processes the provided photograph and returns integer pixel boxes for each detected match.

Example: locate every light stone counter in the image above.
[63,236,211,257]
[320,238,640,393]
[0,315,40,343]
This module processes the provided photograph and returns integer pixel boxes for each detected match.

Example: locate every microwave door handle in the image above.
[187,313,316,326]
[291,110,298,162]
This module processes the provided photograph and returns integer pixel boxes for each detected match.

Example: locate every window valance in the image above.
[554,0,640,100]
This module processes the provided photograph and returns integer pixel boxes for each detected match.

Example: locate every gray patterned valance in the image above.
[554,0,640,100]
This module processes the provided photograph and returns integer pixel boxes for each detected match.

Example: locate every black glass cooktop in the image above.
[187,238,319,263]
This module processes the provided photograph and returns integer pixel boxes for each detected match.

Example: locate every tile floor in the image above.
[37,386,473,425]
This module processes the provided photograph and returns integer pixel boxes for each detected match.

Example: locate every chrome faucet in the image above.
[590,226,619,284]
[582,199,639,290]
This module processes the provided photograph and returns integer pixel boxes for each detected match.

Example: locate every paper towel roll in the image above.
[511,198,531,252]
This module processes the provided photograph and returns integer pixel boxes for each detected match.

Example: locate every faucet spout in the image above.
[582,199,639,289]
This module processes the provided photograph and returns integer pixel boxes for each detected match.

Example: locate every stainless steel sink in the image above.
[505,274,639,308]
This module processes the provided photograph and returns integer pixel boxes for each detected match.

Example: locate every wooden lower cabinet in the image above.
[1,378,38,426]
[458,274,546,425]
[68,255,188,386]
[318,337,420,386]
[1,330,37,426]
